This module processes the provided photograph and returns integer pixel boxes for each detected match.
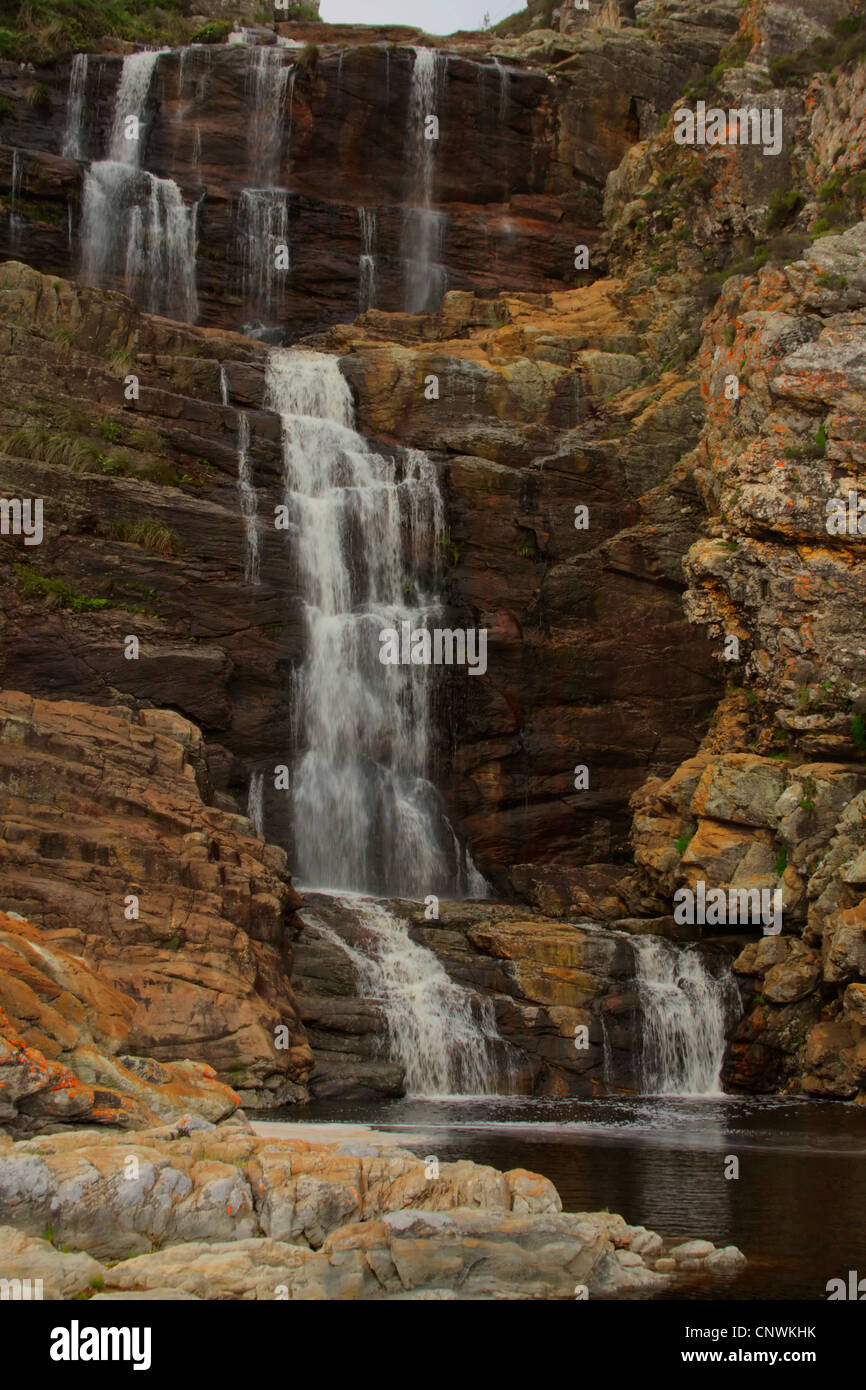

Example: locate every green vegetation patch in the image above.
[12,562,110,613]
[107,519,183,555]
[493,0,557,37]
[0,0,201,64]
[769,13,866,89]
[0,416,183,486]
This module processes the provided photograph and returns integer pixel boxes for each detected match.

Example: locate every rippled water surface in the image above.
[282,1094,866,1300]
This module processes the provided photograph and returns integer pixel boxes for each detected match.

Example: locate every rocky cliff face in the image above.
[1,0,866,1108]
[0,691,312,1108]
[602,0,866,1097]
[0,2,741,336]
[0,909,243,1133]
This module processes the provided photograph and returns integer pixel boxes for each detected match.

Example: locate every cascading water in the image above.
[492,56,511,121]
[310,898,504,1095]
[236,47,294,332]
[247,770,266,835]
[62,54,88,160]
[235,412,261,585]
[266,347,485,899]
[247,46,293,185]
[237,189,289,328]
[105,48,167,161]
[358,207,377,312]
[79,49,199,320]
[401,47,448,313]
[8,151,22,252]
[632,936,740,1096]
[221,365,261,585]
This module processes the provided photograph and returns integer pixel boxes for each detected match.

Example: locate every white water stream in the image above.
[632,937,741,1096]
[265,347,484,899]
[311,898,504,1095]
[401,47,447,313]
[61,54,88,159]
[79,49,199,320]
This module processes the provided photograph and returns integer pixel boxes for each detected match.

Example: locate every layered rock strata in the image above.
[0,690,311,1108]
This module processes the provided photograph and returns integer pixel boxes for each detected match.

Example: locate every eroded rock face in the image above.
[0,910,242,1134]
[634,225,866,1095]
[0,690,312,1108]
[590,0,866,1098]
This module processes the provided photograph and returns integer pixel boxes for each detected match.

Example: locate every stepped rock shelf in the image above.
[1,0,866,1302]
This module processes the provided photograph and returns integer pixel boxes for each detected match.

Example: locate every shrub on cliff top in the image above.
[191,20,232,44]
[1,0,195,63]
[493,0,557,37]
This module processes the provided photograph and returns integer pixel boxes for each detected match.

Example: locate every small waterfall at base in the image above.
[266,347,485,899]
[632,936,740,1096]
[312,897,505,1096]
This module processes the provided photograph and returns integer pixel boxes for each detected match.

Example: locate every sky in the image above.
[319,0,524,35]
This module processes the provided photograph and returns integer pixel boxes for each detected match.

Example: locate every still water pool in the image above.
[279,1094,866,1300]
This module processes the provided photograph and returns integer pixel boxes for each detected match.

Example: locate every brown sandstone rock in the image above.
[0,691,312,1108]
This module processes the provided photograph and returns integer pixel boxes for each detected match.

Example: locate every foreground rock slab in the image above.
[0,1125,745,1299]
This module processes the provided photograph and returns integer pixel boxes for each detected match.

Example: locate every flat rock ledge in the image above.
[0,1123,745,1300]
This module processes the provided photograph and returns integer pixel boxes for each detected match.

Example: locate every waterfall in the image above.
[247,770,265,835]
[266,347,485,898]
[126,176,198,319]
[312,898,504,1095]
[358,207,377,311]
[247,47,293,185]
[62,54,88,159]
[235,412,261,585]
[106,48,167,164]
[221,366,261,583]
[82,162,198,320]
[632,937,740,1096]
[79,50,198,321]
[237,189,289,328]
[236,46,295,330]
[8,151,22,252]
[492,56,511,121]
[401,47,447,313]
